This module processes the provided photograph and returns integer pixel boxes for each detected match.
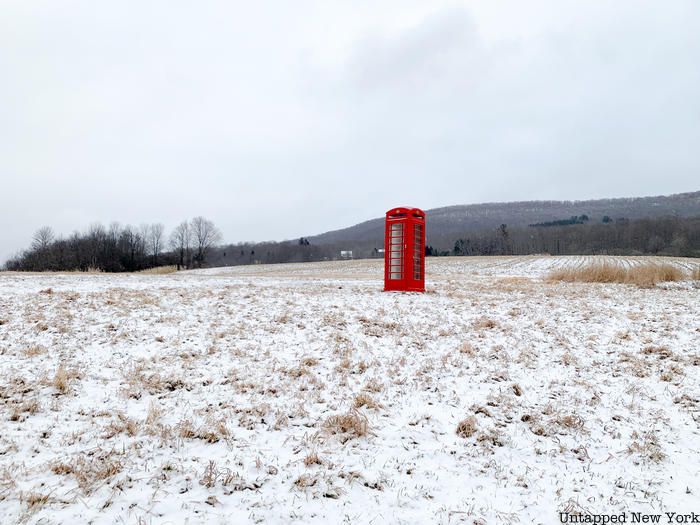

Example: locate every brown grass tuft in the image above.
[303,452,323,467]
[50,451,123,493]
[692,266,700,280]
[104,413,139,438]
[456,416,478,438]
[323,409,369,440]
[473,317,498,330]
[353,393,382,410]
[627,431,666,463]
[459,342,476,356]
[9,400,40,422]
[548,261,685,287]
[53,365,70,394]
[23,345,47,358]
[22,491,50,509]
[301,356,319,367]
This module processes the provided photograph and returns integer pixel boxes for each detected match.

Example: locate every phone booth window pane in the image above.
[388,223,403,280]
[413,224,422,280]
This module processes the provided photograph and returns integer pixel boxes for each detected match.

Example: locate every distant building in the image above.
[340,250,353,259]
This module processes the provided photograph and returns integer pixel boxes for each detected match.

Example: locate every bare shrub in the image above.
[548,261,685,287]
[456,416,478,438]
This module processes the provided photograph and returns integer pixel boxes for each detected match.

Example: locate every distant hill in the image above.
[308,191,700,246]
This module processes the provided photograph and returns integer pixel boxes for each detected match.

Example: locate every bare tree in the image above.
[149,223,165,266]
[190,216,222,267]
[138,224,151,257]
[169,221,191,269]
[31,226,55,251]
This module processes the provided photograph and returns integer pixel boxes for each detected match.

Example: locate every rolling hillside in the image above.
[308,191,700,245]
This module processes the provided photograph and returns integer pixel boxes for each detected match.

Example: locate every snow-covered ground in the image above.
[1,256,699,524]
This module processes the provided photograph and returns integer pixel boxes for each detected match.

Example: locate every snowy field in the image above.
[1,256,699,524]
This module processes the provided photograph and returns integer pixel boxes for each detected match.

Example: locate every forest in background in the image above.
[5,214,698,273]
[4,192,699,272]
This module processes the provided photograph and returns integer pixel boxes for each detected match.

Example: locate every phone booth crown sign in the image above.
[384,207,426,292]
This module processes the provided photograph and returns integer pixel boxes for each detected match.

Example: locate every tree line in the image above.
[428,216,699,257]
[4,217,222,272]
[5,214,698,273]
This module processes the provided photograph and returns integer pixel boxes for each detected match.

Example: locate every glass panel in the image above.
[388,223,404,280]
[413,224,423,280]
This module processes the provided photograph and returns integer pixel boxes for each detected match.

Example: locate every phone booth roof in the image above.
[386,207,425,219]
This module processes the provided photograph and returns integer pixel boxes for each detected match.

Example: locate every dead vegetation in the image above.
[1,255,698,522]
[456,416,478,438]
[323,410,369,441]
[20,491,50,510]
[52,365,71,394]
[137,265,178,274]
[9,400,40,422]
[303,452,323,467]
[50,451,124,493]
[548,261,686,287]
[22,345,47,358]
[353,393,382,409]
[627,431,666,463]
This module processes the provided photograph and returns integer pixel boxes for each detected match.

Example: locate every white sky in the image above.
[1,0,699,262]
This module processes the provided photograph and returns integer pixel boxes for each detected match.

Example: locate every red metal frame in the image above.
[384,207,425,292]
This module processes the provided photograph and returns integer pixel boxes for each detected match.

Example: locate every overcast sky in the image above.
[1,0,699,263]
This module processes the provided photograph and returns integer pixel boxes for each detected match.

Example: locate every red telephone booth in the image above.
[384,207,426,292]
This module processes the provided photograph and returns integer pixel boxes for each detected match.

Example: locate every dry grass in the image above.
[548,261,685,287]
[456,416,478,438]
[323,410,369,441]
[301,356,319,367]
[50,451,123,493]
[458,342,476,356]
[627,431,666,463]
[9,400,40,422]
[137,265,178,275]
[103,413,139,438]
[23,345,47,358]
[303,452,323,467]
[353,393,382,410]
[473,317,498,330]
[21,491,50,509]
[52,365,70,394]
[693,266,700,280]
